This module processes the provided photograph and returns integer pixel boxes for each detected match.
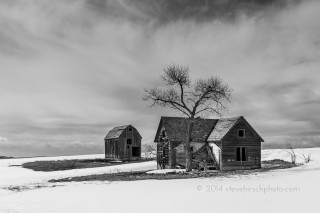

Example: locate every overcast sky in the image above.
[0,0,319,157]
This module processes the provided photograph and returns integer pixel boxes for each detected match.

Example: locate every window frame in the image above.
[237,129,245,138]
[161,130,166,137]
[127,139,132,145]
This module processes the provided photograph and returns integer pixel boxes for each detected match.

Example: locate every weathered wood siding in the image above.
[174,142,216,169]
[118,126,141,160]
[156,141,219,169]
[105,139,119,159]
[156,142,170,169]
[105,126,141,160]
[221,120,261,170]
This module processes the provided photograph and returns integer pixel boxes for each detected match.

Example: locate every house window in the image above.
[161,130,166,137]
[236,147,247,161]
[128,128,132,131]
[238,129,245,138]
[127,139,132,145]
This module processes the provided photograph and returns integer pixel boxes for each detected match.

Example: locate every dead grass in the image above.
[49,159,297,183]
[261,159,296,169]
[21,158,154,172]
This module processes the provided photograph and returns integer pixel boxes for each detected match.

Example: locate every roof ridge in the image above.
[105,125,131,140]
[217,116,242,120]
[161,116,217,120]
[111,124,130,129]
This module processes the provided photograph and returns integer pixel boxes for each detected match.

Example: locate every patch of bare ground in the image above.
[20,158,155,172]
[49,159,298,183]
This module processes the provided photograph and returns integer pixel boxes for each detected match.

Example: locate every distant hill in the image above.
[0,156,13,159]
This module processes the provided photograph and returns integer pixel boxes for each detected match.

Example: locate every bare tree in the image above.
[143,144,156,159]
[287,143,296,164]
[143,64,232,171]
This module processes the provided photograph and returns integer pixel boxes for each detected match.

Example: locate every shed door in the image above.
[132,147,140,157]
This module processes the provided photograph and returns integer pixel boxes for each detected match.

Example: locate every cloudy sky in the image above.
[0,0,319,157]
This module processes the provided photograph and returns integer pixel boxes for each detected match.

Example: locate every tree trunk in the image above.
[185,118,194,172]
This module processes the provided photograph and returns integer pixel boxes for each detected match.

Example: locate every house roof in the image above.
[207,116,241,142]
[208,116,264,142]
[154,116,264,143]
[154,117,218,142]
[105,125,130,140]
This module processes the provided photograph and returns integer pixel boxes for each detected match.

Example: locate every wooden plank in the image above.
[221,120,262,169]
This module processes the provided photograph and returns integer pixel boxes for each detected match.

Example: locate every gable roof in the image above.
[154,116,264,143]
[207,116,241,142]
[207,116,264,142]
[105,125,130,140]
[154,117,218,142]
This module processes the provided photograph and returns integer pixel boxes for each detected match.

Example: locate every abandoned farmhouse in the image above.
[154,116,264,170]
[104,116,263,170]
[104,125,142,160]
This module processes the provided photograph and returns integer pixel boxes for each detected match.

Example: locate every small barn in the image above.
[104,125,142,160]
[154,116,264,170]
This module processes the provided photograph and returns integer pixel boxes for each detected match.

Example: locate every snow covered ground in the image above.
[0,154,156,187]
[0,148,319,213]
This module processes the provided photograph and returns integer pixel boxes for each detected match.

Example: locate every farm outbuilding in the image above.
[104,125,142,160]
[154,116,264,170]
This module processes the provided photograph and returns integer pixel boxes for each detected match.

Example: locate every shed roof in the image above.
[105,125,130,140]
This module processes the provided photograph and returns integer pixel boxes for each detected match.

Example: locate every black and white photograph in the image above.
[0,0,319,212]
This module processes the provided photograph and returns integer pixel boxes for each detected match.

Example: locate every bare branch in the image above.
[143,66,232,119]
[143,88,191,117]
[161,64,191,87]
[160,64,193,114]
[191,77,232,116]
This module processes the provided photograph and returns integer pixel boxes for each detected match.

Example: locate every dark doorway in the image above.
[241,147,246,161]
[236,147,241,161]
[132,147,140,157]
[236,147,247,161]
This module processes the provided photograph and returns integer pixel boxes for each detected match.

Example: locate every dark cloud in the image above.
[86,0,296,24]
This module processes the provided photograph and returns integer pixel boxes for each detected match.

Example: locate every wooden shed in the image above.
[104,125,142,160]
[154,116,264,170]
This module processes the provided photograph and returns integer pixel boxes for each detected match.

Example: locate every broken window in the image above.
[189,147,194,159]
[161,130,166,137]
[238,129,245,138]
